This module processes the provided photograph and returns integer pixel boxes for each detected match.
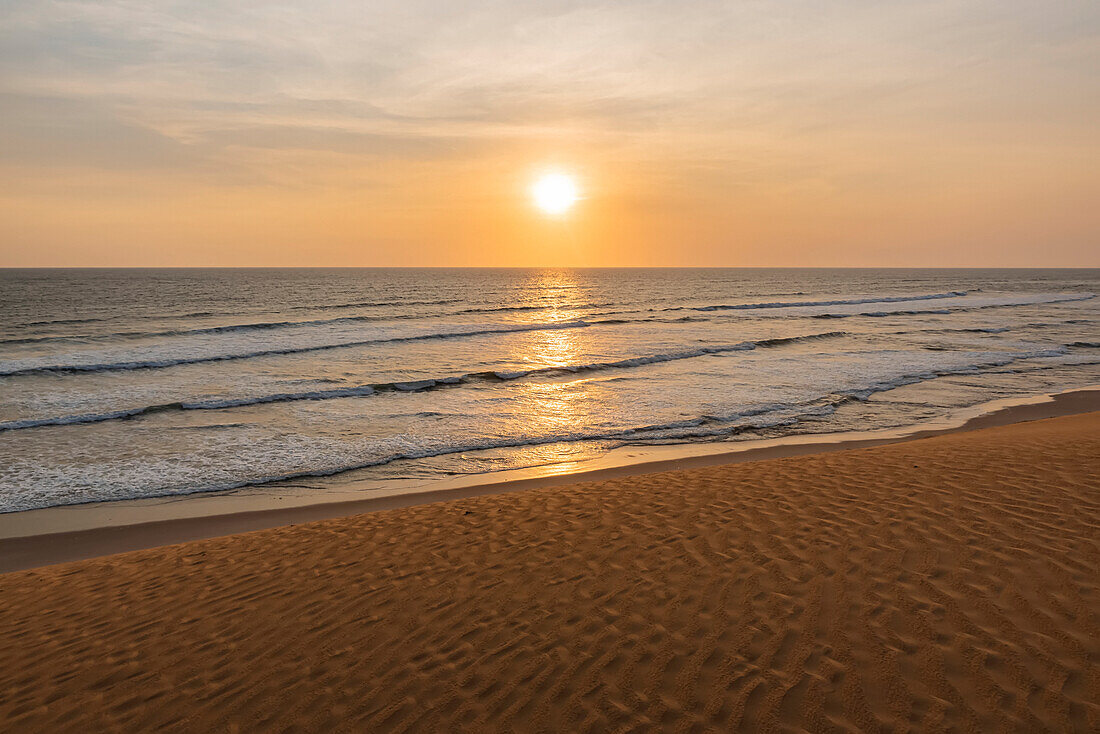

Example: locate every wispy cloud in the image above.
[1,0,1097,264]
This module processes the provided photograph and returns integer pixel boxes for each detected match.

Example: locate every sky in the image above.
[1,0,1098,267]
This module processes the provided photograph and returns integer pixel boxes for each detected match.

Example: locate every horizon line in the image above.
[3,265,1099,271]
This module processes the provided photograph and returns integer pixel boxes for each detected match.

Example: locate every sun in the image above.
[531,173,579,215]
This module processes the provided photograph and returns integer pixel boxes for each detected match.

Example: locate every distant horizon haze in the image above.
[4,265,1100,271]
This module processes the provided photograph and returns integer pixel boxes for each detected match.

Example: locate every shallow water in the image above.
[1,267,1097,512]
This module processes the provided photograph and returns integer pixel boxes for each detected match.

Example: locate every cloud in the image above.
[0,92,195,169]
[0,0,1096,264]
[4,0,1096,165]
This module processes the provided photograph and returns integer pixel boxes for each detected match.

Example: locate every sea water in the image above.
[1,268,1097,512]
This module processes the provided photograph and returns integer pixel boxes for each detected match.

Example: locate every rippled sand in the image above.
[1,413,1098,732]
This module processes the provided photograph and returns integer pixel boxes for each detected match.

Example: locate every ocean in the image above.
[1,268,1097,514]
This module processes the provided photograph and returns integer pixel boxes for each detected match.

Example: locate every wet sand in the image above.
[1,411,1098,731]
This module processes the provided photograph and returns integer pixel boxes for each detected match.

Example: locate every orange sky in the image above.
[1,1,1098,266]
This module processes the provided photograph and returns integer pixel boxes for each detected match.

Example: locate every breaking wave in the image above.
[0,321,592,377]
[670,290,970,312]
[0,331,847,431]
[1,344,1075,511]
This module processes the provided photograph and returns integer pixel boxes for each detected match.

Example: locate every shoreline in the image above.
[2,385,1097,573]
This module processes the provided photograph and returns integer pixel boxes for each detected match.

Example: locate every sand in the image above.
[1,413,1098,732]
[4,387,1098,573]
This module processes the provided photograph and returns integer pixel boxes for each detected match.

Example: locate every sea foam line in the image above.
[669,290,971,312]
[811,293,1095,319]
[0,331,848,431]
[0,300,629,346]
[7,346,1072,512]
[0,321,591,378]
[0,289,986,346]
[0,312,445,346]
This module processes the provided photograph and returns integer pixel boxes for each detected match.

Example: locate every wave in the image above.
[0,313,411,346]
[0,334,79,346]
[9,291,1089,349]
[0,292,969,345]
[812,293,1095,319]
[894,318,1095,337]
[453,300,620,316]
[669,290,970,312]
[0,403,853,512]
[982,357,1100,375]
[0,409,812,512]
[937,326,1011,334]
[480,331,846,380]
[38,297,466,325]
[20,316,104,327]
[862,309,952,317]
[289,297,462,312]
[8,345,1072,511]
[0,321,592,378]
[76,298,467,326]
[0,331,848,431]
[3,298,471,344]
[0,300,631,347]
[831,348,1068,400]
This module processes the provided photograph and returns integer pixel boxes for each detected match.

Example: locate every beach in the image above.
[2,411,1097,731]
[6,0,1100,728]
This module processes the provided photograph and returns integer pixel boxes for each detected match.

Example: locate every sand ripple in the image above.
[1,413,1098,732]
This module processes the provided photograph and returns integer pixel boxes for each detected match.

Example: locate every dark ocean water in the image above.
[1,268,1097,513]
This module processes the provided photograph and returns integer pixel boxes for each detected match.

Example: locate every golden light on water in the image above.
[529,326,579,369]
[531,173,579,215]
[512,329,590,475]
[501,268,595,473]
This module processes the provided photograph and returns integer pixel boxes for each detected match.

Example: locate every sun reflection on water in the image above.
[506,270,603,474]
[514,269,587,324]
